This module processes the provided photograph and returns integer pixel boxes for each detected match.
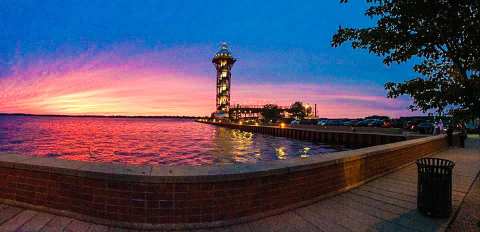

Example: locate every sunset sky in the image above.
[0,1,419,118]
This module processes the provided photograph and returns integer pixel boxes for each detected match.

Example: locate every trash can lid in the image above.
[416,158,455,168]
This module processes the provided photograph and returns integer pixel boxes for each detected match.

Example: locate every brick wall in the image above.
[0,134,454,229]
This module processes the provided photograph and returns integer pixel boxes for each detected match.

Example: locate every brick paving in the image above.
[0,136,478,232]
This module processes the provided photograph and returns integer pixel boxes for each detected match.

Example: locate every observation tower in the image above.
[212,42,236,118]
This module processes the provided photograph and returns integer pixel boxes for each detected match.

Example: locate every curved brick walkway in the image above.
[0,136,478,232]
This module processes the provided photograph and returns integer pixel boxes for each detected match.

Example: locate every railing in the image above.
[230,104,290,110]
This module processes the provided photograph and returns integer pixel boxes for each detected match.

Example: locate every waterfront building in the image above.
[212,42,236,118]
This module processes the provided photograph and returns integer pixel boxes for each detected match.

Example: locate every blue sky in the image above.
[0,0,418,117]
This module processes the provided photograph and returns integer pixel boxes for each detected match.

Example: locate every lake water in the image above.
[0,116,347,166]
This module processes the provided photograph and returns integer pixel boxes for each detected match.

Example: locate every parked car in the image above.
[343,120,359,126]
[390,119,404,128]
[300,119,318,125]
[382,120,393,128]
[417,122,435,134]
[356,119,375,127]
[317,120,328,126]
[290,120,300,125]
[325,120,344,126]
[368,119,385,127]
[405,120,419,131]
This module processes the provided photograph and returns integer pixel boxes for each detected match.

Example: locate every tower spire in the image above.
[220,42,228,50]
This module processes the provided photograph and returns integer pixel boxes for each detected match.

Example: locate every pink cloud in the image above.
[0,46,415,118]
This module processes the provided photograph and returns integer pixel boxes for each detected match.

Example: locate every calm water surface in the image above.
[0,116,347,166]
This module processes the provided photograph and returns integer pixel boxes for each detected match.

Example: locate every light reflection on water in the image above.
[0,116,347,166]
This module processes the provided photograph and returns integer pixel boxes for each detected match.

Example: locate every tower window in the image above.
[221,71,228,78]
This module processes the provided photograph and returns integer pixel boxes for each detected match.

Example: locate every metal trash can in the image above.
[416,158,455,217]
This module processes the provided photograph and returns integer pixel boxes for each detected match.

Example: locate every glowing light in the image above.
[300,147,311,158]
[275,147,287,160]
[280,123,286,128]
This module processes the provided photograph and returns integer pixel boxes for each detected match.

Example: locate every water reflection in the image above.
[0,116,347,166]
[301,147,311,158]
[275,147,287,160]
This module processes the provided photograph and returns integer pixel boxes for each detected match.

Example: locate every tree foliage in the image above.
[261,104,282,122]
[290,101,307,119]
[333,0,480,120]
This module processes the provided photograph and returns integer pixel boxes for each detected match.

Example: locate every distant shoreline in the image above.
[0,113,206,119]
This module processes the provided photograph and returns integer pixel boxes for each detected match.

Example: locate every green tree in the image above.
[261,104,282,122]
[332,0,480,121]
[290,101,307,120]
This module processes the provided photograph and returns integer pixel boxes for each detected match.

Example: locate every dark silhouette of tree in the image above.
[332,0,480,121]
[261,104,281,122]
[290,101,307,120]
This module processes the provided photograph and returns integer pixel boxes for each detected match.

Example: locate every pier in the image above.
[199,121,417,147]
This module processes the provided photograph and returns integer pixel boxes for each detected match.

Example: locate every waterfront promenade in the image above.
[0,136,478,231]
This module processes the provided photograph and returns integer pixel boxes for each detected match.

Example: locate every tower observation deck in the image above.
[212,43,236,118]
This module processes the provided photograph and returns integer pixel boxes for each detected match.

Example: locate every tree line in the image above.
[261,101,312,122]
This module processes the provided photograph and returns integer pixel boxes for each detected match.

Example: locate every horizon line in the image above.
[0,113,207,119]
[0,112,429,120]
